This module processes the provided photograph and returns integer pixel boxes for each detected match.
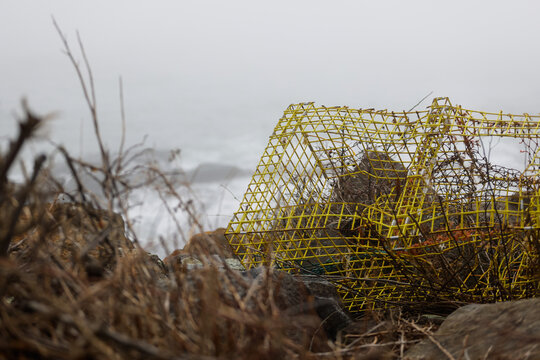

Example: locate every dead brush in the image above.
[0,99,422,360]
[0,24,377,360]
[325,309,440,359]
[0,245,312,358]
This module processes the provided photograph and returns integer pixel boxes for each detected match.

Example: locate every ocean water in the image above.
[48,131,264,257]
[126,165,254,256]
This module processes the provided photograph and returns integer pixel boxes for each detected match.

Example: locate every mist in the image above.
[2,0,540,165]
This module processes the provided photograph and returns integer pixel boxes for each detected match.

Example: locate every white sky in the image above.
[2,0,540,159]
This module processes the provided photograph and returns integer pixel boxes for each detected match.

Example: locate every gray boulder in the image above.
[180,266,351,348]
[296,274,353,339]
[177,266,331,353]
[405,297,540,360]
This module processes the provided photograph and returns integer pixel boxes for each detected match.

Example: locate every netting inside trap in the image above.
[226,98,540,312]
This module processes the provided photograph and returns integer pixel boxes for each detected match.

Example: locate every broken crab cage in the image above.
[225,98,540,312]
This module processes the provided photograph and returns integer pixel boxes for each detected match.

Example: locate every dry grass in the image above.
[0,25,445,360]
[0,79,327,360]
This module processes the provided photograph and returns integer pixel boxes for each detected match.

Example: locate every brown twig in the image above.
[405,319,456,360]
[0,153,46,256]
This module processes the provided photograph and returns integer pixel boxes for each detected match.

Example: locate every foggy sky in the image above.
[2,0,540,159]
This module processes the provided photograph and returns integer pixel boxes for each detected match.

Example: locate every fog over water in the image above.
[2,1,540,251]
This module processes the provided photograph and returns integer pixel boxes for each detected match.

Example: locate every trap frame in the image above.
[226,97,540,312]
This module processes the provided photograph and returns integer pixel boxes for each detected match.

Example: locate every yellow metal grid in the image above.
[226,98,540,313]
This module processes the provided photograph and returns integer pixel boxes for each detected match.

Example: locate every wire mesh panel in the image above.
[226,98,540,313]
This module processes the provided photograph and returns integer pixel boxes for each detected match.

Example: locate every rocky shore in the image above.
[4,202,539,359]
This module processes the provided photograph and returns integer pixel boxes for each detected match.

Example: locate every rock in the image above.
[331,150,408,207]
[175,228,234,259]
[180,266,353,351]
[238,267,311,311]
[240,268,351,341]
[296,275,352,339]
[180,256,203,269]
[164,251,233,271]
[167,253,204,270]
[163,248,186,264]
[337,316,396,359]
[165,241,348,340]
[223,257,244,271]
[9,202,133,275]
[118,249,171,290]
[164,228,243,270]
[165,252,244,271]
[171,267,324,356]
[405,298,540,360]
[146,252,166,273]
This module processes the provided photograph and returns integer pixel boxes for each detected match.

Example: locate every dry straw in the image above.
[1,23,423,359]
